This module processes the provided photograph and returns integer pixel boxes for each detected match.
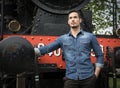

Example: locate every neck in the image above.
[70,26,81,38]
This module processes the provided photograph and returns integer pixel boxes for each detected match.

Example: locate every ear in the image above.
[80,18,82,23]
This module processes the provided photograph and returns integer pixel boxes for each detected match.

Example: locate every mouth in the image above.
[71,22,76,25]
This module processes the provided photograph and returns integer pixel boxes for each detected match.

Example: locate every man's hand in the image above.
[34,47,41,57]
[95,67,101,78]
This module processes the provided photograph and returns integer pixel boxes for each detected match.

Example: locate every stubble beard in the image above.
[71,25,79,29]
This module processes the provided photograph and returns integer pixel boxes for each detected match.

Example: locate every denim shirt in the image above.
[38,30,104,80]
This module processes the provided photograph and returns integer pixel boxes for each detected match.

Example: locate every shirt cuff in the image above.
[95,63,104,68]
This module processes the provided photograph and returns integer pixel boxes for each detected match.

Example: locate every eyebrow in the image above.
[69,15,78,18]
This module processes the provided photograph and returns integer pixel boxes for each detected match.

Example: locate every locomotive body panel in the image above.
[3,34,120,70]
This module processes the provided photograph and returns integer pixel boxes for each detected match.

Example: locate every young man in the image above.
[34,10,104,88]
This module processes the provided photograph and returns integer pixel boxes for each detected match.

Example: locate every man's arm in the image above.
[34,38,61,56]
[91,35,104,78]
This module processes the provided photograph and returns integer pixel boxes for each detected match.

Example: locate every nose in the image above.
[71,18,75,22]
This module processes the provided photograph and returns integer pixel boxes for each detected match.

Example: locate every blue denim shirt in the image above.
[38,30,104,80]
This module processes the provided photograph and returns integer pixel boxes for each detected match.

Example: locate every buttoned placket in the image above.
[74,34,82,80]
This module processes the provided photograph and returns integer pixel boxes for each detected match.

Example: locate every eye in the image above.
[74,16,78,18]
[69,17,72,19]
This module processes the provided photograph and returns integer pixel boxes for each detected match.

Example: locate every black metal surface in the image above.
[31,9,92,35]
[106,46,117,88]
[0,0,4,40]
[113,0,118,37]
[1,0,35,35]
[0,36,35,74]
[32,0,90,14]
[114,47,120,68]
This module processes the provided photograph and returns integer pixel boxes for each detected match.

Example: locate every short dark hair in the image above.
[68,10,83,18]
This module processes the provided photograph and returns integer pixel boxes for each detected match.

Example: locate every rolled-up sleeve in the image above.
[91,35,104,68]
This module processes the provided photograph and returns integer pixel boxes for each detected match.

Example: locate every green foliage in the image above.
[109,77,120,88]
[83,0,120,35]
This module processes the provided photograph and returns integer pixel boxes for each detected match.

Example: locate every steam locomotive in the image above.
[0,0,120,88]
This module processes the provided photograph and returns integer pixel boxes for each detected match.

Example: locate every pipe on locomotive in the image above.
[0,0,4,40]
[8,19,21,32]
[115,28,120,37]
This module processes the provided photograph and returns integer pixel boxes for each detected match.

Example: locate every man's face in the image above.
[68,12,82,28]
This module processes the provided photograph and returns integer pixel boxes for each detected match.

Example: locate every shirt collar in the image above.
[68,29,84,36]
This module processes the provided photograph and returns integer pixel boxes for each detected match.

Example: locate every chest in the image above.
[62,37,92,50]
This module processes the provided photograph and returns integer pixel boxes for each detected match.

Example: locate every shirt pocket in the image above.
[79,39,91,50]
[63,40,72,46]
[80,39,90,44]
[63,41,72,50]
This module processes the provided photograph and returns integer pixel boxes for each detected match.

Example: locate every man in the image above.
[34,10,104,88]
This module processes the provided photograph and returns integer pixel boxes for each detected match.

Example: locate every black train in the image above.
[0,0,108,88]
[0,0,92,35]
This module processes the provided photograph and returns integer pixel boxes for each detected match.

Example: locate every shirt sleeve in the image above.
[38,37,61,55]
[91,35,104,68]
